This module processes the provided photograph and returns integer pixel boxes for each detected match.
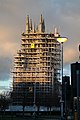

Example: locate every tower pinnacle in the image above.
[26,15,30,33]
[30,19,33,32]
[39,14,45,33]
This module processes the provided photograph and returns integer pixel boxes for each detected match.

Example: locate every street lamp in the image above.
[57,37,68,86]
[57,37,68,119]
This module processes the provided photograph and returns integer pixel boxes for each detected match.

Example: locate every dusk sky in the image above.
[0,0,80,92]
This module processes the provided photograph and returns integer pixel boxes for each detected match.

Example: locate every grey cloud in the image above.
[54,0,80,17]
[0,0,80,83]
[0,57,12,81]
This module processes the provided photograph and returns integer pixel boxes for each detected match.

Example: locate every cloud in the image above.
[0,25,20,81]
[0,0,80,86]
[64,47,78,64]
[0,26,20,57]
[0,57,11,81]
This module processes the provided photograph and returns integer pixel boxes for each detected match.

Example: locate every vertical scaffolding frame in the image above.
[12,15,61,107]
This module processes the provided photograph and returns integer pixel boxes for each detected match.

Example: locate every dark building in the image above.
[71,62,80,119]
[71,62,80,98]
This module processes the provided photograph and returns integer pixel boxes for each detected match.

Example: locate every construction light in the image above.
[31,43,35,48]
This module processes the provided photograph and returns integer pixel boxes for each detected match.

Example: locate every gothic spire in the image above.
[26,15,30,33]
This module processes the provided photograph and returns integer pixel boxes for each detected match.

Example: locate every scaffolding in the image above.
[12,15,61,107]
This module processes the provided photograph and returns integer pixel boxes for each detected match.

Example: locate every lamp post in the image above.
[34,82,36,112]
[33,80,36,117]
[57,37,68,119]
[65,81,67,119]
[33,72,39,117]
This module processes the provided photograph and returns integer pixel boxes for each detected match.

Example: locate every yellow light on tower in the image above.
[31,43,35,48]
